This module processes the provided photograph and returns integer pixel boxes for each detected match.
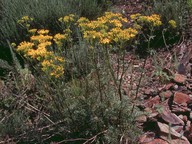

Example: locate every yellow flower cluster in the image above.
[17,41,34,55]
[17,16,34,29]
[27,41,53,60]
[130,13,162,27]
[168,20,177,28]
[77,12,137,45]
[31,34,53,43]
[41,56,64,78]
[58,14,75,23]
[37,29,50,35]
[53,33,68,47]
[16,28,65,78]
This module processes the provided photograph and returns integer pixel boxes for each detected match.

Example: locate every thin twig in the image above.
[83,130,107,144]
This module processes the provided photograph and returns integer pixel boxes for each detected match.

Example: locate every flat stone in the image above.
[144,96,160,108]
[157,122,190,144]
[173,92,191,104]
[159,90,173,99]
[173,73,187,84]
[178,115,188,123]
[160,108,184,125]
[165,83,174,90]
[185,120,191,131]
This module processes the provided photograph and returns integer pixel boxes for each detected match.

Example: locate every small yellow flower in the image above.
[17,41,34,54]
[53,33,67,47]
[31,34,53,43]
[63,14,75,23]
[100,38,110,44]
[41,56,64,78]
[168,20,177,28]
[11,43,16,48]
[22,16,30,21]
[28,29,37,34]
[58,17,63,22]
[37,29,49,35]
[130,13,141,20]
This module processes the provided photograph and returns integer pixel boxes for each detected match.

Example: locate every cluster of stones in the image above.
[137,73,192,144]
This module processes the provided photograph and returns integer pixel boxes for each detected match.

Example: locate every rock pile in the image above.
[137,73,192,144]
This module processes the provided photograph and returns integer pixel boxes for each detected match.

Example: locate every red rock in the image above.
[157,122,190,144]
[178,115,188,122]
[144,96,160,108]
[159,90,173,99]
[173,92,191,104]
[147,138,169,144]
[183,115,188,122]
[185,121,191,131]
[160,107,184,125]
[173,73,187,84]
[165,83,174,90]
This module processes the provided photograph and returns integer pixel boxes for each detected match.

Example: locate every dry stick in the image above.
[117,49,126,124]
[162,29,169,49]
[93,47,103,102]
[118,48,126,99]
[105,47,122,100]
[135,57,147,99]
[83,130,107,144]
[131,57,147,114]
[0,119,70,144]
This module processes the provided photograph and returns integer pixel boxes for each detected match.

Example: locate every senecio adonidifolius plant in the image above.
[15,15,75,78]
[77,12,138,46]
[14,12,176,79]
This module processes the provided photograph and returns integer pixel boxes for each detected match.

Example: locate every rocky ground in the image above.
[112,0,192,143]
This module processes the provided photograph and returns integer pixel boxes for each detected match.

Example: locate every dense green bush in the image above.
[0,0,110,45]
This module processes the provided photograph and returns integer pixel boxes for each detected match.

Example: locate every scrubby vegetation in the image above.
[0,0,191,143]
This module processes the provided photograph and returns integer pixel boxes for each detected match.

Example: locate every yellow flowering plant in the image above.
[168,20,177,29]
[17,16,34,29]
[57,14,76,47]
[16,25,65,78]
[130,13,179,51]
[77,12,138,46]
[77,12,139,100]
